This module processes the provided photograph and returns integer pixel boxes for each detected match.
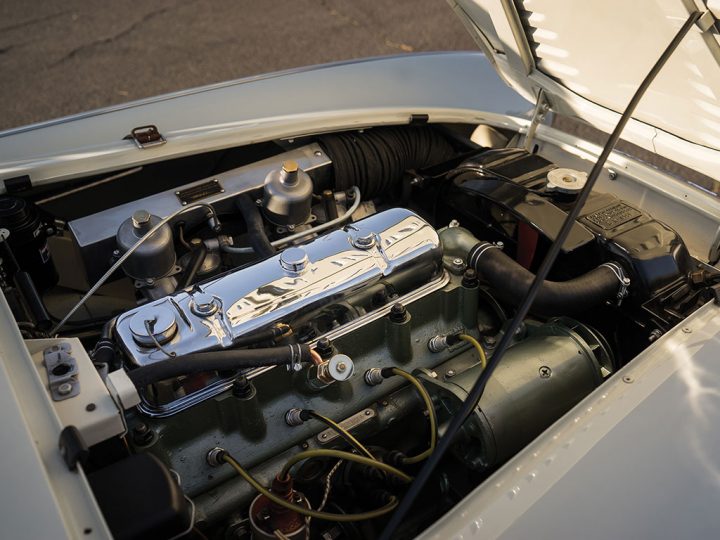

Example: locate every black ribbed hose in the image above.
[236,194,275,257]
[468,242,620,315]
[319,126,456,199]
[127,344,310,388]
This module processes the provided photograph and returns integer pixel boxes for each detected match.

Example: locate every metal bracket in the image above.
[126,125,166,149]
[317,408,376,445]
[524,88,550,152]
[600,262,631,306]
[43,342,80,401]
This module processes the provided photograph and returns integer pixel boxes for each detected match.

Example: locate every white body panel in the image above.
[452,0,720,181]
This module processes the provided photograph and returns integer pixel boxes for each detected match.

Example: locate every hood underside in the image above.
[452,0,720,179]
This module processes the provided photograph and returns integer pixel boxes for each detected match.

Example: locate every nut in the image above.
[206,447,226,467]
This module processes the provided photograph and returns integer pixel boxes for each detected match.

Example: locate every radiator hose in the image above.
[127,344,310,388]
[467,242,623,316]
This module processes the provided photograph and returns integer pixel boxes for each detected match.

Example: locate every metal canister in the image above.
[116,210,176,281]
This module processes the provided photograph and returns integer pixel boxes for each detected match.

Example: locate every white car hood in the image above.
[452,0,720,180]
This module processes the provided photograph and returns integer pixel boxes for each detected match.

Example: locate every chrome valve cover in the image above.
[115,208,443,367]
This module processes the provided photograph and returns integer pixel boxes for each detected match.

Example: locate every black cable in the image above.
[379,11,701,539]
[235,194,275,257]
[176,242,207,290]
[126,343,310,388]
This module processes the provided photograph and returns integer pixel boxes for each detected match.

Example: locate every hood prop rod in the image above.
[523,88,550,152]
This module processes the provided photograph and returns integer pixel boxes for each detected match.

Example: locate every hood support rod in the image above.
[380,10,702,540]
[523,88,549,152]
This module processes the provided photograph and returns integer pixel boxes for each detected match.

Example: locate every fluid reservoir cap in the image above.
[129,305,178,347]
[328,354,354,382]
[546,168,588,193]
[280,247,309,273]
[190,292,219,317]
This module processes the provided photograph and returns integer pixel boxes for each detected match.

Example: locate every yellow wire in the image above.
[307,411,376,460]
[280,448,412,483]
[390,368,437,464]
[222,453,400,522]
[458,334,487,369]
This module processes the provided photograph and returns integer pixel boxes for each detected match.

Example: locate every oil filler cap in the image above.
[129,305,178,347]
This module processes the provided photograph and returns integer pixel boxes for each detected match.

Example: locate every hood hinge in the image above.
[523,89,550,152]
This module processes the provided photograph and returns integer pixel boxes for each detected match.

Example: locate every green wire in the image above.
[222,453,400,522]
[390,368,437,464]
[280,448,412,483]
[458,334,487,369]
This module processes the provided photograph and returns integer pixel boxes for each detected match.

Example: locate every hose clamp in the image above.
[600,262,631,306]
[468,242,501,269]
[287,344,304,372]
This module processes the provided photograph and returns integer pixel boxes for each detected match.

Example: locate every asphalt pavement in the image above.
[0,0,476,131]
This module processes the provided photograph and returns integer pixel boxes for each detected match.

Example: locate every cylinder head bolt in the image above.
[262,160,314,227]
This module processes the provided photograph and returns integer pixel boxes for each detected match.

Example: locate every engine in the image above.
[5,125,715,540]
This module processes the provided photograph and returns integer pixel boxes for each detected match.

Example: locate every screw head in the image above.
[445,369,456,378]
[57,382,73,395]
[539,366,552,379]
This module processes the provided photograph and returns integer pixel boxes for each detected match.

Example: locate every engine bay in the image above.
[4,123,718,539]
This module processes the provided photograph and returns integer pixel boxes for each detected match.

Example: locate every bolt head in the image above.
[57,382,73,395]
[131,210,151,228]
[336,362,347,373]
